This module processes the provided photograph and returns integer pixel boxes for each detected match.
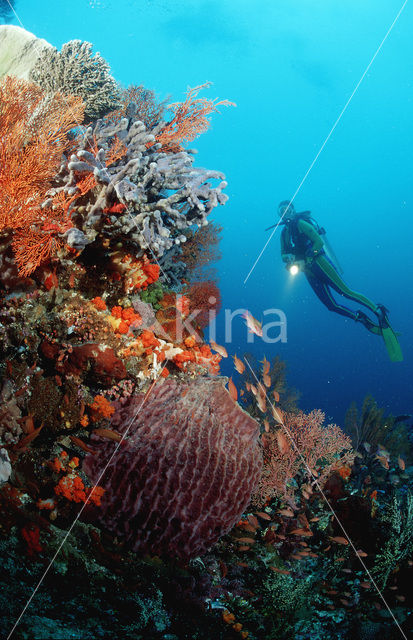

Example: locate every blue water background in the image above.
[11,0,413,426]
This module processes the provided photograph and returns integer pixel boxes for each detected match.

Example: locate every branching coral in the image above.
[52,108,229,260]
[177,220,223,281]
[371,493,413,589]
[30,40,121,122]
[345,395,411,460]
[186,280,222,330]
[153,82,235,153]
[0,76,85,275]
[107,84,167,130]
[254,410,354,506]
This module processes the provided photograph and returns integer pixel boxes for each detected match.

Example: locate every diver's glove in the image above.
[282,253,295,264]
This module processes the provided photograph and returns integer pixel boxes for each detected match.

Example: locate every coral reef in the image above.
[1,26,412,640]
[30,40,121,122]
[83,377,262,559]
[255,409,355,507]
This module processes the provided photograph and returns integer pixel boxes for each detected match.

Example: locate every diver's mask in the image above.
[278,200,296,220]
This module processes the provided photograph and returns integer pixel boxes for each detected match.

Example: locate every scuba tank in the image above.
[266,207,344,275]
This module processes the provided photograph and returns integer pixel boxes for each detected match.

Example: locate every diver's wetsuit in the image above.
[281,217,380,332]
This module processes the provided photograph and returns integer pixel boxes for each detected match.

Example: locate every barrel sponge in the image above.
[83,377,262,559]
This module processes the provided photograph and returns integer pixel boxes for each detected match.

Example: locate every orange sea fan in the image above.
[153,82,235,153]
[0,76,84,231]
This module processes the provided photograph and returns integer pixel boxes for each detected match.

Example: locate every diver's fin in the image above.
[376,305,403,362]
[381,326,403,362]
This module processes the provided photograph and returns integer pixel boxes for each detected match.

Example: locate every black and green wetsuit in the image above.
[280,215,403,361]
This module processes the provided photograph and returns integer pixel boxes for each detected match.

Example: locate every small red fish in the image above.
[330,536,348,545]
[233,355,245,374]
[376,455,389,470]
[398,456,406,471]
[273,389,280,403]
[247,515,260,529]
[256,393,266,413]
[261,356,270,376]
[237,537,255,544]
[70,435,96,454]
[15,426,43,449]
[270,567,290,575]
[242,311,263,337]
[92,428,122,442]
[276,430,289,454]
[255,511,271,521]
[228,377,238,401]
[271,405,284,424]
[289,528,313,537]
[263,374,271,388]
[210,341,228,358]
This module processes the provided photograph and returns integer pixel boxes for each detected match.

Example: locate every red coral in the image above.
[255,410,354,507]
[0,76,85,275]
[21,524,42,556]
[83,377,262,559]
[89,395,115,422]
[91,296,107,311]
[186,281,222,330]
[152,83,235,154]
[141,260,160,288]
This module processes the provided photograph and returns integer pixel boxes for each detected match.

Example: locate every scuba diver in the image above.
[272,201,403,362]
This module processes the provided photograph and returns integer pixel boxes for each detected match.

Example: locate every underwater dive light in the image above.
[289,263,300,276]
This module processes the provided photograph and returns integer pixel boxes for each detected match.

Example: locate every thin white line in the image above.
[244,356,408,640]
[6,377,162,640]
[243,0,409,285]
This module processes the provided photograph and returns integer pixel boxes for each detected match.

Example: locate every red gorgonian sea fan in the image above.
[187,280,222,330]
[254,409,354,508]
[0,76,85,275]
[152,82,235,154]
[83,377,262,559]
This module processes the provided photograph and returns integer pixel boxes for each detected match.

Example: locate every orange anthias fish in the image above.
[228,377,238,401]
[233,355,245,374]
[261,356,270,376]
[210,341,228,358]
[263,374,271,388]
[271,405,284,425]
[276,429,289,454]
[242,311,263,337]
[256,393,266,413]
[398,456,406,471]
